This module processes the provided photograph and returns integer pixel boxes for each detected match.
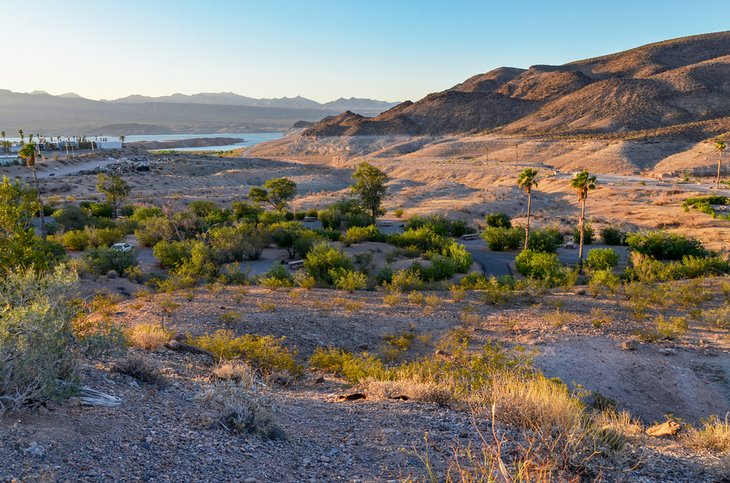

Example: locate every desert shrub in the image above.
[294,271,316,289]
[405,215,474,237]
[318,209,341,230]
[213,361,256,384]
[174,241,218,282]
[293,231,326,259]
[259,264,294,289]
[114,217,138,235]
[629,255,729,282]
[387,269,424,291]
[313,228,341,242]
[588,270,621,296]
[626,231,709,260]
[527,227,564,253]
[390,226,450,253]
[442,241,472,272]
[683,196,730,220]
[330,268,368,292]
[586,248,620,271]
[72,313,127,358]
[59,229,91,251]
[393,208,404,218]
[81,201,113,219]
[515,250,563,281]
[126,323,173,350]
[684,415,730,453]
[198,380,286,440]
[209,223,267,263]
[113,356,166,386]
[655,315,688,340]
[304,242,353,285]
[383,292,402,306]
[601,226,626,245]
[0,267,78,414]
[702,304,730,329]
[85,227,124,248]
[190,329,301,375]
[258,210,286,225]
[188,200,218,218]
[269,222,303,258]
[342,225,385,246]
[481,226,523,251]
[83,247,138,276]
[153,239,194,269]
[135,216,174,247]
[573,223,594,245]
[417,256,458,281]
[130,205,163,222]
[231,201,263,222]
[53,205,91,231]
[485,212,511,229]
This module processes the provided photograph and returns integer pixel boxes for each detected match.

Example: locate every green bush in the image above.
[601,226,626,245]
[629,255,729,282]
[586,248,620,271]
[682,196,730,219]
[259,211,286,225]
[175,241,217,282]
[482,226,523,251]
[53,205,91,231]
[390,226,449,252]
[131,205,163,222]
[342,225,385,246]
[330,268,368,292]
[0,267,79,414]
[153,240,194,269]
[304,243,353,285]
[209,223,267,262]
[259,264,294,289]
[442,241,472,272]
[387,269,424,291]
[485,212,512,229]
[293,231,326,259]
[81,201,113,219]
[417,256,458,281]
[83,247,138,276]
[527,228,563,253]
[515,250,563,280]
[59,229,91,251]
[231,201,262,222]
[573,223,594,245]
[135,216,174,247]
[405,215,473,236]
[626,231,709,260]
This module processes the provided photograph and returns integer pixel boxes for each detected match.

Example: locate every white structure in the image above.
[96,140,122,149]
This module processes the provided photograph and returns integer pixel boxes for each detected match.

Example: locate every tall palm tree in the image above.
[570,170,597,270]
[18,143,46,240]
[119,135,126,148]
[517,168,539,250]
[715,140,726,190]
[0,131,5,153]
[18,129,24,145]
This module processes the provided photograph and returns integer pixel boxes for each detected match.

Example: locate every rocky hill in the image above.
[304,31,730,140]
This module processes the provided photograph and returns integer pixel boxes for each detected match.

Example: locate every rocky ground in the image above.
[2,281,729,481]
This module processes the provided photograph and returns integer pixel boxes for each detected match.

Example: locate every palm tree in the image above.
[18,143,46,240]
[570,170,597,270]
[0,131,5,153]
[715,140,726,190]
[18,129,24,145]
[119,135,126,148]
[517,168,539,250]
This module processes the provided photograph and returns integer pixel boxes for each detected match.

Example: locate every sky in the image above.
[0,0,727,103]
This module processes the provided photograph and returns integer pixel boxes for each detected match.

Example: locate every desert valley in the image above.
[1,23,729,483]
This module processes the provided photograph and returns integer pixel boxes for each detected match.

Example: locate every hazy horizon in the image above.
[0,0,727,104]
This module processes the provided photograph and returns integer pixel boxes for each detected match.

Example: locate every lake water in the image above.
[124,132,283,152]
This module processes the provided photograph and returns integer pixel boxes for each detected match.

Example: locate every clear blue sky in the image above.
[0,0,727,102]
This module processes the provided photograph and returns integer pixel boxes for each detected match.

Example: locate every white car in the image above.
[111,242,134,253]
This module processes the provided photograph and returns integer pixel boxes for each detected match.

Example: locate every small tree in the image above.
[96,173,130,218]
[516,168,539,250]
[249,177,297,211]
[715,140,726,190]
[570,170,597,270]
[352,162,387,222]
[18,143,46,240]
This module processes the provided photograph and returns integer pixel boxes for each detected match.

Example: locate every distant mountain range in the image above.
[304,31,730,141]
[0,90,398,135]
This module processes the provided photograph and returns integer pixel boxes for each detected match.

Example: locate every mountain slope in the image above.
[304,31,730,139]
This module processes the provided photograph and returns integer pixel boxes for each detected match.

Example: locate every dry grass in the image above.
[362,379,453,405]
[113,355,167,386]
[213,361,256,385]
[684,414,730,453]
[126,323,173,350]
